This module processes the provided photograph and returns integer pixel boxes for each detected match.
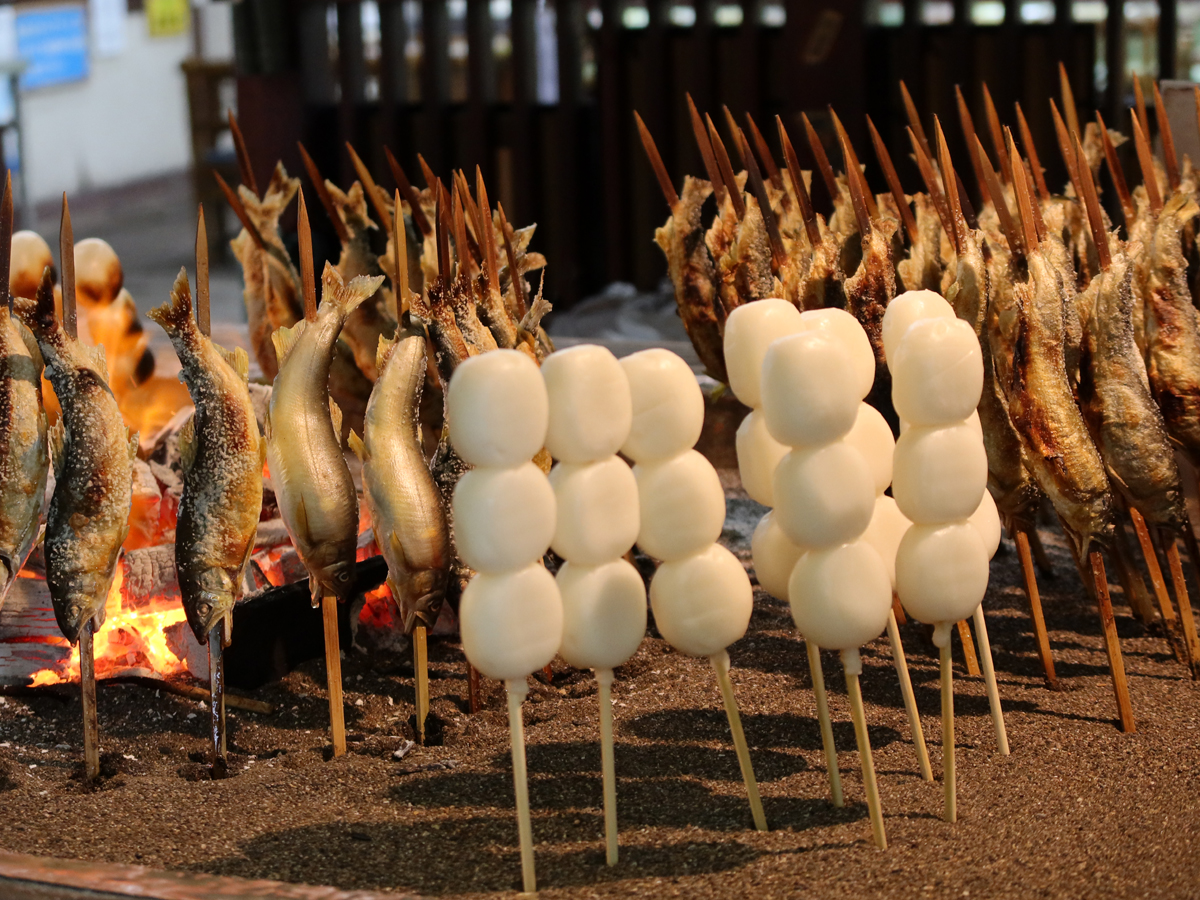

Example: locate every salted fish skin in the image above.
[21,270,134,644]
[0,307,48,607]
[148,269,265,642]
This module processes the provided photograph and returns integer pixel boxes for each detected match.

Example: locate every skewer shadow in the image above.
[623,708,902,751]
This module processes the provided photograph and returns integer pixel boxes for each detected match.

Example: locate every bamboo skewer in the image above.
[710,651,767,831]
[843,649,886,849]
[1090,551,1136,732]
[1016,530,1058,688]
[956,619,981,677]
[866,115,918,243]
[981,83,1012,184]
[885,610,933,781]
[1058,61,1081,142]
[596,667,619,865]
[687,95,727,208]
[955,86,991,206]
[1096,112,1135,226]
[1153,82,1181,191]
[346,143,394,233]
[1130,509,1178,628]
[1130,114,1164,215]
[297,143,351,244]
[385,147,433,237]
[900,80,934,164]
[973,605,1009,755]
[733,123,787,270]
[227,111,259,197]
[506,679,537,893]
[1161,532,1200,668]
[802,113,839,208]
[1014,102,1051,202]
[829,108,878,219]
[939,638,955,823]
[705,114,746,220]
[806,641,844,806]
[777,116,823,249]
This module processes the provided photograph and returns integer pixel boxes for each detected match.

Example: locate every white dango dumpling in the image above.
[899,408,981,437]
[650,543,753,657]
[895,522,990,625]
[881,289,956,365]
[723,298,804,408]
[892,317,983,426]
[620,348,704,463]
[751,511,805,600]
[797,308,876,401]
[892,422,988,524]
[460,562,564,680]
[557,559,647,670]
[969,489,1002,559]
[843,403,895,496]
[861,495,912,589]
[736,409,788,507]
[542,344,632,463]
[761,331,861,447]
[549,457,640,565]
[773,442,876,549]
[447,349,548,468]
[634,449,726,561]
[452,462,557,572]
[788,540,892,651]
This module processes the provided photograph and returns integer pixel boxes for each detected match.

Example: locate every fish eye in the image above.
[337,571,351,583]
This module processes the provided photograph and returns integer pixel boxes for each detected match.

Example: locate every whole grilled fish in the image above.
[148,270,265,642]
[22,269,135,643]
[267,263,384,605]
[349,327,450,633]
[0,304,48,606]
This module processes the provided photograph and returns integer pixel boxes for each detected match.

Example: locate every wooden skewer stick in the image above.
[634,111,679,210]
[835,122,872,237]
[982,83,1012,184]
[384,147,433,237]
[1015,530,1058,688]
[1090,550,1136,732]
[1074,134,1112,270]
[806,641,844,806]
[972,605,1010,754]
[497,203,527,317]
[227,111,259,197]
[1133,73,1151,146]
[345,143,394,233]
[1112,512,1158,625]
[973,135,1024,261]
[907,126,954,249]
[829,107,878,219]
[417,154,439,192]
[213,171,265,250]
[392,190,411,314]
[1129,509,1177,627]
[297,143,351,244]
[866,114,918,243]
[733,124,787,271]
[955,85,991,206]
[506,679,537,893]
[1006,129,1046,243]
[744,112,784,192]
[413,625,430,744]
[900,80,934,164]
[1058,61,1081,142]
[60,194,98,781]
[1162,531,1200,668]
[1152,82,1181,191]
[1130,112,1164,215]
[842,649,886,849]
[886,610,933,781]
[710,650,768,831]
[1049,99,1084,201]
[686,94,727,208]
[802,113,840,209]
[956,619,981,676]
[1096,112,1136,226]
[1015,102,1051,202]
[721,106,745,166]
[777,116,823,249]
[934,117,970,252]
[596,667,619,865]
[939,634,955,823]
[705,114,746,221]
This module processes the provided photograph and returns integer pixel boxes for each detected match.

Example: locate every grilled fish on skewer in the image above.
[22,268,135,642]
[148,270,265,642]
[267,264,385,605]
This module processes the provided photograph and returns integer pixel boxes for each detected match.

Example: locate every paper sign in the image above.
[16,5,90,90]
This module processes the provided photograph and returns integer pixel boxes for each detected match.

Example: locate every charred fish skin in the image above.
[349,328,451,633]
[267,263,384,605]
[148,270,265,642]
[22,270,134,644]
[1076,251,1187,531]
[0,306,48,606]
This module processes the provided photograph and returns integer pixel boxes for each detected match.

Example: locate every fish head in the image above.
[398,568,450,634]
[184,569,237,642]
[318,558,357,604]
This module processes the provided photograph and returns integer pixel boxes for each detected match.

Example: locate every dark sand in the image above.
[2,511,1199,899]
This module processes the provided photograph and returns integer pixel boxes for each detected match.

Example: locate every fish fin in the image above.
[389,531,412,572]
[14,319,44,370]
[178,415,197,473]
[271,320,307,367]
[48,418,65,479]
[83,341,108,376]
[262,402,272,442]
[236,534,257,599]
[146,269,195,336]
[294,494,310,543]
[320,261,385,317]
[347,429,366,461]
[215,344,251,383]
[328,396,343,442]
[376,333,397,372]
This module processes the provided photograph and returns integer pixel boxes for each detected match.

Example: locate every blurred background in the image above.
[0,0,1195,311]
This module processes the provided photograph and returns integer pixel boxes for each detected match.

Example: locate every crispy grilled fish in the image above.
[349,328,451,633]
[148,270,265,641]
[267,264,384,605]
[844,217,898,423]
[896,193,944,293]
[22,269,135,643]
[0,304,48,606]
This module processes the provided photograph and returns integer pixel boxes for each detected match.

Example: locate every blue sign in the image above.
[16,6,89,91]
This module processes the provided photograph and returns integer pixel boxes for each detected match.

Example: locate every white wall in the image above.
[20,12,193,203]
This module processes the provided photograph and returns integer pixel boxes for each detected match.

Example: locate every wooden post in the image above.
[1090,551,1136,733]
[413,626,430,743]
[505,679,536,894]
[940,638,955,823]
[322,590,347,756]
[1016,530,1058,688]
[596,667,619,866]
[972,605,1009,755]
[843,649,886,849]
[886,610,932,781]
[805,641,843,806]
[710,651,767,831]
[956,619,981,676]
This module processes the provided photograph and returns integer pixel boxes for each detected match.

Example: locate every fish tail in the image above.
[320,261,384,319]
[147,268,197,337]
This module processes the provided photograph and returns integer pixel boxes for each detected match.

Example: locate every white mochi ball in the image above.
[557,559,647,670]
[634,449,726,561]
[452,462,557,572]
[620,348,704,463]
[549,457,640,565]
[773,442,877,549]
[861,495,912,588]
[736,409,789,507]
[892,317,984,426]
[447,349,548,467]
[788,540,892,650]
[900,409,981,437]
[896,522,990,625]
[969,489,1003,559]
[843,402,895,495]
[723,298,804,408]
[542,344,633,463]
[892,422,988,524]
[460,563,564,681]
[798,307,876,400]
[881,289,956,365]
[761,331,861,447]
[751,511,804,600]
[650,543,753,657]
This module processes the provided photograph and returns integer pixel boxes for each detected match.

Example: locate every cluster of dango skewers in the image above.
[639,67,1200,741]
